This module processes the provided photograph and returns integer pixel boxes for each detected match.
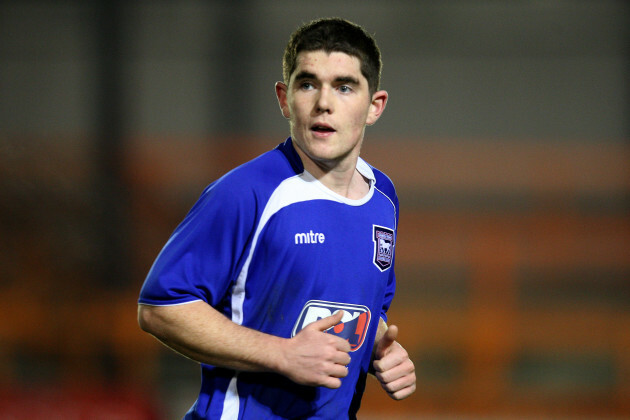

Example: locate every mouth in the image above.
[310,123,336,134]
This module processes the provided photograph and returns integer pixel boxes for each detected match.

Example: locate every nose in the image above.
[316,86,333,113]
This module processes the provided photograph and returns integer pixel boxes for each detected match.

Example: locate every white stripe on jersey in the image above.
[220,375,240,420]
[231,167,375,326]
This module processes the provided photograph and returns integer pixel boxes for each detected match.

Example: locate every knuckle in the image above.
[399,344,408,355]
[383,382,397,393]
[323,347,337,359]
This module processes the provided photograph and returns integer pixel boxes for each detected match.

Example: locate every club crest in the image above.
[373,225,394,271]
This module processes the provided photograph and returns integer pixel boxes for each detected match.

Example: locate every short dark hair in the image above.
[283,18,383,95]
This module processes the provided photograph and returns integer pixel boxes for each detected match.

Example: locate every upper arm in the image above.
[137,300,228,341]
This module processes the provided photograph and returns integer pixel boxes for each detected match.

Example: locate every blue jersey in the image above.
[139,138,399,419]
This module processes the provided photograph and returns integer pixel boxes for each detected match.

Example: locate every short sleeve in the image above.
[138,177,257,307]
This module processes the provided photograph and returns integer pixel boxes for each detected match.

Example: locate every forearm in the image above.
[374,318,388,344]
[371,319,388,361]
[138,301,285,373]
[368,318,387,375]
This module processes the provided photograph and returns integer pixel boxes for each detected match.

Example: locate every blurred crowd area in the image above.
[1,1,629,418]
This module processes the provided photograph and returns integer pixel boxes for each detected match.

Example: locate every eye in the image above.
[300,81,314,90]
[338,85,353,94]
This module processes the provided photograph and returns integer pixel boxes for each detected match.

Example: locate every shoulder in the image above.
[364,160,398,205]
[202,142,299,201]
[356,157,396,197]
[169,143,300,247]
[372,166,396,195]
[359,159,399,228]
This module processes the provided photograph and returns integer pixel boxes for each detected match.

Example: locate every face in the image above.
[276,51,387,172]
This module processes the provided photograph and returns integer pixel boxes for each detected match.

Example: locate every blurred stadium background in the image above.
[1,1,629,418]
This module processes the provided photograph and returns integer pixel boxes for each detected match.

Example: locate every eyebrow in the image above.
[293,71,316,82]
[335,76,360,85]
[293,71,360,86]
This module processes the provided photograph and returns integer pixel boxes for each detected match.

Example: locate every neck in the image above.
[294,146,369,199]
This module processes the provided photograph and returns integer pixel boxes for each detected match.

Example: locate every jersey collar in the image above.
[277,137,376,186]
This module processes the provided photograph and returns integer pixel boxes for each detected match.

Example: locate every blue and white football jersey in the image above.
[139,138,399,420]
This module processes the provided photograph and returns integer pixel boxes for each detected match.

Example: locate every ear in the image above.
[366,90,388,126]
[275,81,291,119]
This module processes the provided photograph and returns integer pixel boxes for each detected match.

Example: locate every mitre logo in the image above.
[294,230,325,244]
[292,300,371,352]
[373,225,394,271]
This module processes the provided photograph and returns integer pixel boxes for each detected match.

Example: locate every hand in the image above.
[279,311,351,389]
[373,325,416,400]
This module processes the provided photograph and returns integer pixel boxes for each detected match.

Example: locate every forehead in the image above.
[291,50,364,81]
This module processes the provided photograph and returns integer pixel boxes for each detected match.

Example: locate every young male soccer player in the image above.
[138,17,416,419]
